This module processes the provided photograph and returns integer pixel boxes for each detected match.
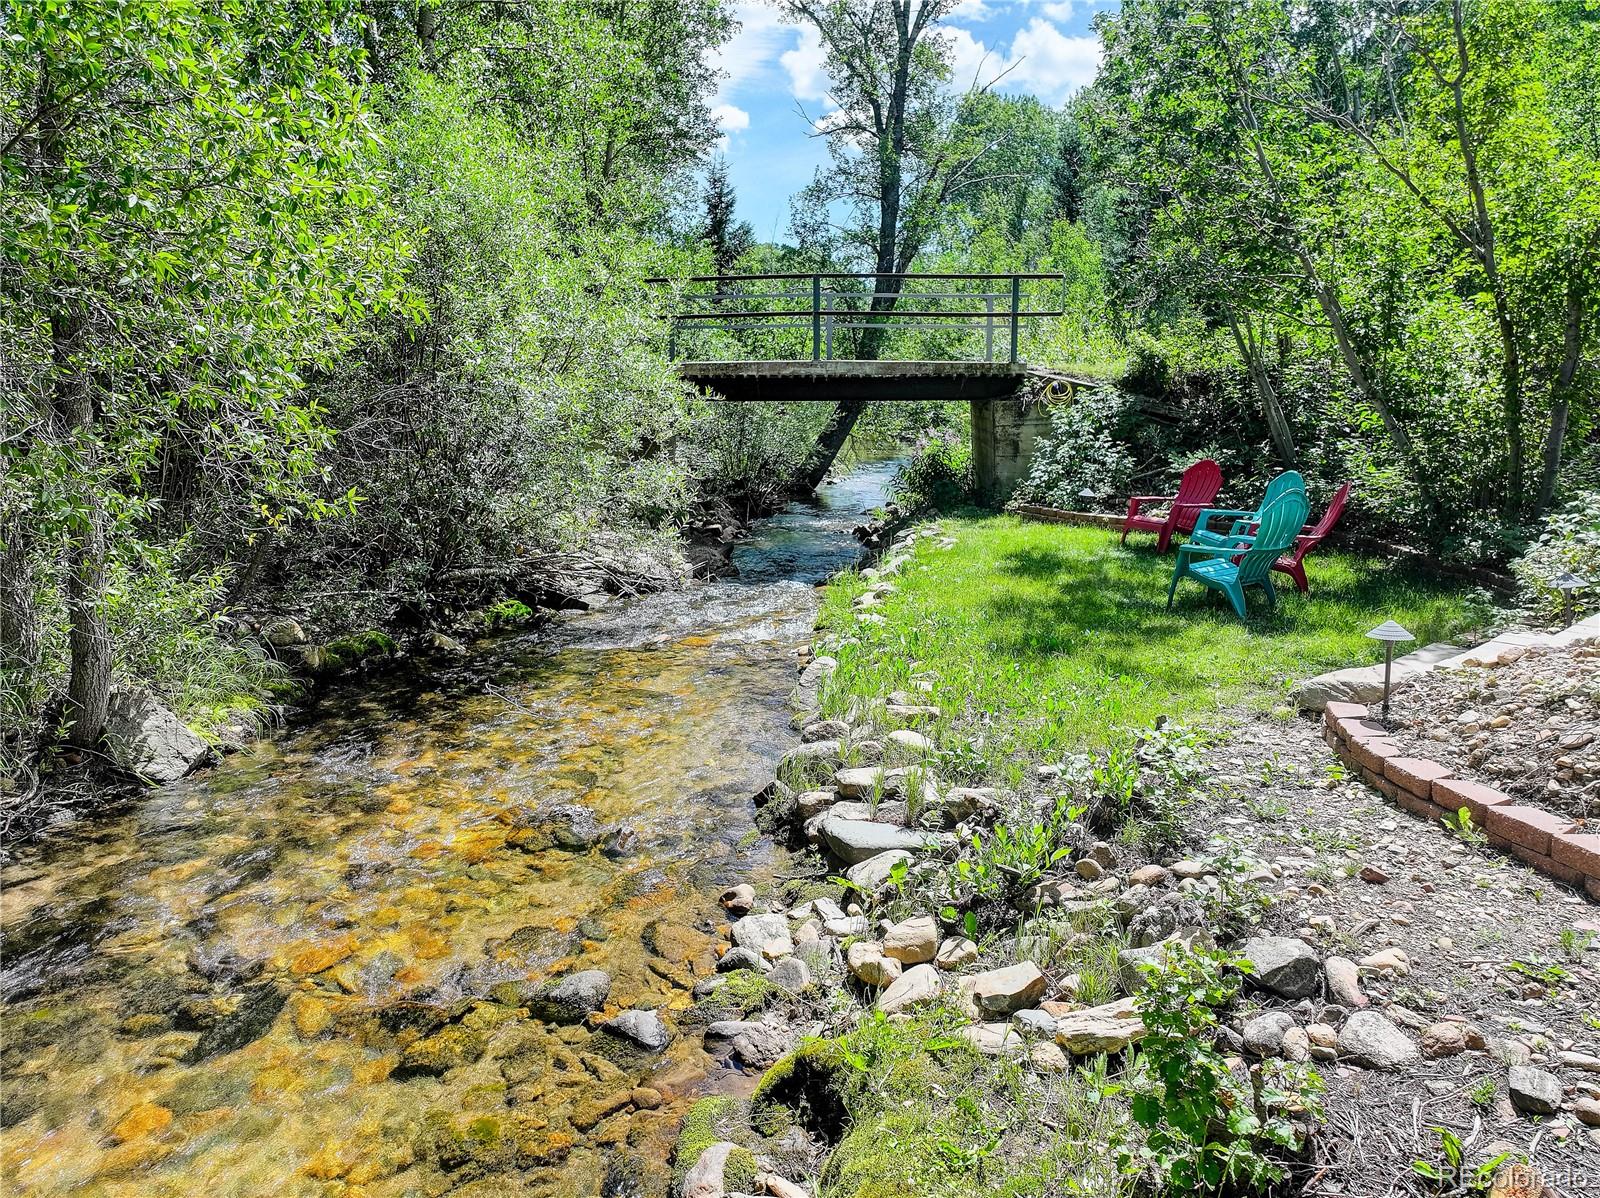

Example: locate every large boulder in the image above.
[730,914,793,961]
[1240,936,1322,999]
[103,689,210,784]
[819,817,947,865]
[881,915,939,965]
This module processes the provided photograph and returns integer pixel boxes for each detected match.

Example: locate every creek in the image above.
[0,457,901,1198]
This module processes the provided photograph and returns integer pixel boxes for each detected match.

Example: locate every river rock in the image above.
[682,1142,745,1198]
[1508,1066,1562,1115]
[719,884,756,916]
[730,914,793,961]
[1054,998,1147,1054]
[1128,864,1170,887]
[733,1023,792,1069]
[1323,956,1368,1007]
[1420,1021,1468,1059]
[845,849,912,890]
[1338,1011,1418,1070]
[398,1023,489,1076]
[887,730,933,753]
[833,767,887,799]
[882,915,939,964]
[1240,936,1321,998]
[1243,1011,1296,1057]
[819,817,945,865]
[935,937,978,970]
[526,970,612,1024]
[877,964,940,1014]
[716,947,767,974]
[102,689,210,784]
[1358,948,1411,977]
[967,962,1046,1017]
[846,942,901,988]
[795,789,838,820]
[940,787,997,823]
[779,740,841,774]
[183,982,287,1062]
[959,1022,1026,1057]
[802,718,851,743]
[509,803,608,852]
[602,1009,671,1053]
[1282,1026,1311,1063]
[769,957,810,994]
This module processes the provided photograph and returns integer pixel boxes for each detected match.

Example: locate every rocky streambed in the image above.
[0,459,903,1198]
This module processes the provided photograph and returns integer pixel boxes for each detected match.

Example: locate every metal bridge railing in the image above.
[647,272,1065,365]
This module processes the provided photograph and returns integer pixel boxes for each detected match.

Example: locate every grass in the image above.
[818,516,1486,787]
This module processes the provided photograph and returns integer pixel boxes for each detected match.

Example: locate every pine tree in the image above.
[703,156,753,276]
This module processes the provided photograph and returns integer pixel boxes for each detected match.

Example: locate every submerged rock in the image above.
[397,1023,489,1076]
[184,982,287,1063]
[526,970,612,1025]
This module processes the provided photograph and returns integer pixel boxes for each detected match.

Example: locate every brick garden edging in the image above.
[1321,700,1600,902]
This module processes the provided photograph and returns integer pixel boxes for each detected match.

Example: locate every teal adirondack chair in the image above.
[1188,471,1305,548]
[1167,489,1310,620]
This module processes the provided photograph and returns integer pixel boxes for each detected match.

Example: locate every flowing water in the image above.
[0,459,900,1198]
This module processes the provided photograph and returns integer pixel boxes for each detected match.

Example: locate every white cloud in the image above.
[1001,18,1100,104]
[945,26,999,91]
[713,3,791,95]
[1038,0,1074,21]
[712,103,751,134]
[947,0,998,23]
[781,23,829,102]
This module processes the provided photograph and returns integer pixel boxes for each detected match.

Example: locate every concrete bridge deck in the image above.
[678,359,1038,403]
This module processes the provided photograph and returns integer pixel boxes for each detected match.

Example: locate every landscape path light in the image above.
[1552,571,1588,627]
[1366,620,1415,724]
[1078,486,1097,511]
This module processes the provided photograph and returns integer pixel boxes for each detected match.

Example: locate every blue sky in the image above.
[707,0,1113,241]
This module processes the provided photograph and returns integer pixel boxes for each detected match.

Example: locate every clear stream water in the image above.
[0,458,901,1198]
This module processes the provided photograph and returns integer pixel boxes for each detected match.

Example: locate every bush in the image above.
[1130,944,1322,1194]
[892,428,973,510]
[1014,389,1134,509]
[1511,490,1600,624]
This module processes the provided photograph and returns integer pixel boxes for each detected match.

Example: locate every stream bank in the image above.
[0,459,901,1198]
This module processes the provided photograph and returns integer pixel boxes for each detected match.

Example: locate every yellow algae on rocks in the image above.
[290,994,334,1039]
[111,1102,173,1143]
[288,935,358,977]
[352,1054,398,1085]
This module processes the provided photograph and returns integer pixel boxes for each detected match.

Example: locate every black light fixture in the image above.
[1552,571,1588,627]
[1366,620,1415,724]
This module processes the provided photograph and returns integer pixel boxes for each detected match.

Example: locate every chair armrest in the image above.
[1192,506,1250,533]
[1176,541,1238,559]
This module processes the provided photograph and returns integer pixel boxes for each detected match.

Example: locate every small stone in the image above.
[1241,936,1322,999]
[1507,1065,1562,1116]
[602,1009,671,1053]
[1324,957,1368,1007]
[716,947,767,974]
[1011,1008,1057,1035]
[1128,864,1170,887]
[1243,1011,1295,1057]
[967,962,1047,1017]
[719,884,756,915]
[1337,1011,1419,1070]
[768,957,810,994]
[887,730,933,753]
[844,849,912,891]
[732,1024,791,1069]
[934,937,978,970]
[1574,1095,1600,1128]
[1420,1022,1468,1059]
[1053,998,1146,1054]
[882,915,939,965]
[1282,1026,1311,1063]
[877,964,940,1014]
[730,913,793,961]
[1358,948,1411,977]
[846,942,902,988]
[1074,858,1104,881]
[1358,864,1390,884]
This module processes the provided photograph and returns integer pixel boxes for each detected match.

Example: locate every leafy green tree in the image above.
[1,0,407,751]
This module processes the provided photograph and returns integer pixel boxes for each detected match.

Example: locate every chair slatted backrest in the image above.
[1172,459,1224,532]
[1307,481,1352,541]
[1262,470,1306,508]
[1236,491,1310,584]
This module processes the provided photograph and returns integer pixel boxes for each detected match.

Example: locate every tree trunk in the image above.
[1535,280,1586,513]
[1225,307,1296,467]
[49,309,112,750]
[792,399,870,494]
[0,519,42,731]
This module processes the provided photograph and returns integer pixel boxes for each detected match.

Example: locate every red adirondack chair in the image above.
[1120,459,1224,552]
[1272,481,1352,595]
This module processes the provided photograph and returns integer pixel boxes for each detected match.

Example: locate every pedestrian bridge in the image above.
[652,272,1100,496]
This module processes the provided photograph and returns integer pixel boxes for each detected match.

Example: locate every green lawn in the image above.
[817,516,1487,785]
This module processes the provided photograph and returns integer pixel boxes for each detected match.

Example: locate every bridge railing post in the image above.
[1009,275,1021,364]
[811,274,822,362]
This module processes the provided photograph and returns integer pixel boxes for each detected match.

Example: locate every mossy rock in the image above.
[750,1039,853,1140]
[396,1024,489,1077]
[670,1096,744,1191]
[322,629,396,668]
[823,1105,955,1198]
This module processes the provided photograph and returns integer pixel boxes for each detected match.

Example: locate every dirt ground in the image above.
[1191,708,1600,1197]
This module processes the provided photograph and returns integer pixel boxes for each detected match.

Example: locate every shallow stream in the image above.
[0,459,899,1198]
